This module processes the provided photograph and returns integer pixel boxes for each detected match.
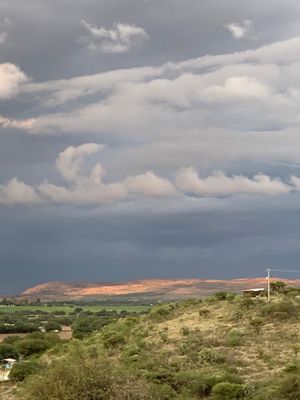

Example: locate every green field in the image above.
[0,304,151,314]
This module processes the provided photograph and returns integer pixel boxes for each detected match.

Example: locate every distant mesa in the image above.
[19,278,300,301]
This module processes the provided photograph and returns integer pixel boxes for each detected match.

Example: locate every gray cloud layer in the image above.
[1,0,300,293]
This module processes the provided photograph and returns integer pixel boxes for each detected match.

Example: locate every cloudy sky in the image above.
[1,0,300,294]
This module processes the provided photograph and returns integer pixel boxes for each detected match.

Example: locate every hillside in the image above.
[20,277,300,301]
[13,288,300,399]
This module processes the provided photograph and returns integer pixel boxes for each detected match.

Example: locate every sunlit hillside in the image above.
[5,286,300,400]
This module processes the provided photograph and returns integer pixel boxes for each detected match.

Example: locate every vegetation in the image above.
[1,285,300,399]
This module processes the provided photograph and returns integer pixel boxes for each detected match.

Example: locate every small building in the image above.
[243,288,266,297]
[4,358,16,370]
[0,359,16,382]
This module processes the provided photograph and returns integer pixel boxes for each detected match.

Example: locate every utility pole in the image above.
[267,268,271,303]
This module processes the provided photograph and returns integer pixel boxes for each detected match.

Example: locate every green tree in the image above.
[0,343,19,361]
[16,339,50,357]
[10,360,39,382]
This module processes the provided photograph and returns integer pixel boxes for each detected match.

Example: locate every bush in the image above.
[249,317,265,334]
[19,348,154,400]
[261,300,298,320]
[2,335,23,345]
[103,331,126,349]
[0,343,19,361]
[72,315,115,339]
[10,360,39,382]
[149,304,177,321]
[212,382,246,400]
[226,329,244,347]
[199,348,225,364]
[16,339,50,357]
[273,374,300,399]
[214,292,236,301]
[271,281,287,294]
[179,332,203,357]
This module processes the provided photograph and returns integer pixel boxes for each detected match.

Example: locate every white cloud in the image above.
[0,63,28,99]
[176,167,291,197]
[80,20,148,53]
[0,145,297,206]
[125,171,177,197]
[0,178,41,205]
[202,76,270,102]
[226,19,255,40]
[38,144,176,205]
[0,115,35,130]
[5,37,300,189]
[56,143,104,181]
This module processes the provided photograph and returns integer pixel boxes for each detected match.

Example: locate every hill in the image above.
[12,287,300,399]
[20,277,300,301]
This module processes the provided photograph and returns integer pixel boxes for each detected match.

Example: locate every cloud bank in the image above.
[0,144,297,206]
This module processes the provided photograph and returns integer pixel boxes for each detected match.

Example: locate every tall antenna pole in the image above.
[267,268,271,302]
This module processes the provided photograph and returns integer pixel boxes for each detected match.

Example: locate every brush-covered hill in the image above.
[15,288,300,400]
[20,277,300,301]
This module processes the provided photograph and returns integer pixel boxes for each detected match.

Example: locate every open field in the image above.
[0,326,72,343]
[0,304,151,314]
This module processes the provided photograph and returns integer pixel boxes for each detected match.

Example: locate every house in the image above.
[243,288,266,297]
[4,358,17,370]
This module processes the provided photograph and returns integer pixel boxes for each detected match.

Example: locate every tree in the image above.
[16,339,50,357]
[0,344,19,361]
[10,360,39,382]
[271,281,287,293]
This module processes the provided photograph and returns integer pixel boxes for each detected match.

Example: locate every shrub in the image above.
[0,343,19,361]
[226,329,244,347]
[2,335,23,345]
[181,327,190,336]
[15,339,50,357]
[271,281,287,294]
[261,300,298,320]
[10,360,39,382]
[199,348,225,364]
[212,382,246,400]
[102,331,126,349]
[239,297,255,310]
[249,317,264,334]
[19,349,153,400]
[179,332,203,357]
[214,292,236,301]
[72,315,116,339]
[199,308,210,318]
[149,304,177,321]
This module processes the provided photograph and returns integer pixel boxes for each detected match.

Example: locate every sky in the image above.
[1,0,300,294]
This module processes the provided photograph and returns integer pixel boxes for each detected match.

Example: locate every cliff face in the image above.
[20,277,300,301]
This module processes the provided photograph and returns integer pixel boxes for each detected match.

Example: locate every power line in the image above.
[269,268,300,274]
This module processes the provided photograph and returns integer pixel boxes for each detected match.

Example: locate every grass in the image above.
[0,304,151,314]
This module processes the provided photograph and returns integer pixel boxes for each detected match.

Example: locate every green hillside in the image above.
[6,288,300,399]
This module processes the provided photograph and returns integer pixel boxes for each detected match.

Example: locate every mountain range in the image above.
[19,277,300,301]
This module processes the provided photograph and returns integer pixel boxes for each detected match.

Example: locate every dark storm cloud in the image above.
[1,199,300,294]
